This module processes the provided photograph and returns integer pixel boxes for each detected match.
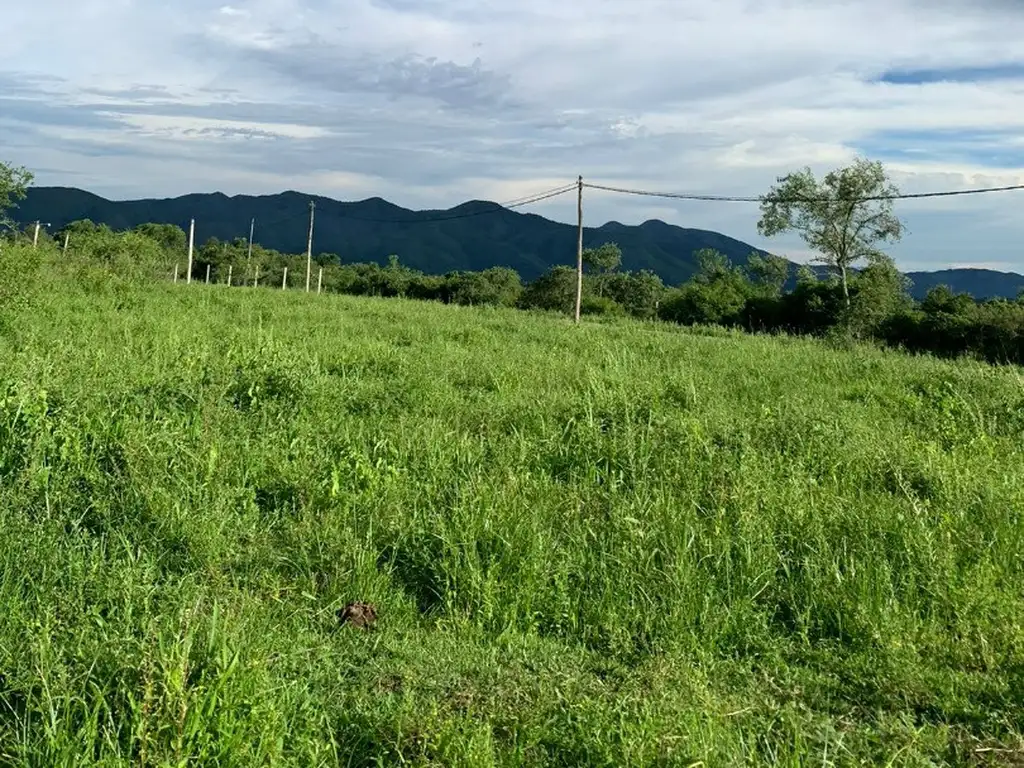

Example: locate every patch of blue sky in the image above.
[852,129,1024,167]
[876,62,1024,84]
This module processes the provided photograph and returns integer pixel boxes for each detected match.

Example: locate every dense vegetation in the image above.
[1,239,1023,765]
[15,185,767,285]
[15,186,1024,302]
[20,214,1024,367]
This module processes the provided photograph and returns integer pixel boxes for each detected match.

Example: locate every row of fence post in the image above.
[172,263,323,294]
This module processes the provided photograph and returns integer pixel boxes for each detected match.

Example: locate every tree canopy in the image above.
[0,160,33,233]
[583,242,622,274]
[757,158,904,307]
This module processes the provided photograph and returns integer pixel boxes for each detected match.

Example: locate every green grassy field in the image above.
[1,255,1023,766]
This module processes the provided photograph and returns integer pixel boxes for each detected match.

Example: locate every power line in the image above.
[231,184,577,257]
[234,183,576,237]
[329,183,578,224]
[582,180,1024,203]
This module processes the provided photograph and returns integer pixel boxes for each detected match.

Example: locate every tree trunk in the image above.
[840,263,850,308]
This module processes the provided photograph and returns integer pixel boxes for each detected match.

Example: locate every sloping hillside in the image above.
[17,186,768,284]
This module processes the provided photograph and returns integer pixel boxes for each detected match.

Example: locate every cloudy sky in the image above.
[3,0,1024,271]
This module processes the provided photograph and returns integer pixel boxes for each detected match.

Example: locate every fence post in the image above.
[574,175,583,324]
[187,219,195,284]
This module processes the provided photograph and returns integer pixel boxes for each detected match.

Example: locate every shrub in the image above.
[519,266,576,314]
[580,295,625,317]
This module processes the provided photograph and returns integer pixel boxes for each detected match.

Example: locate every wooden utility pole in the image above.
[33,221,40,249]
[187,219,195,284]
[574,176,584,324]
[282,266,288,290]
[305,200,315,292]
[317,267,323,295]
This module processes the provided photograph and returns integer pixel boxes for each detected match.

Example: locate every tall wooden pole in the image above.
[33,221,40,249]
[205,264,211,284]
[62,233,69,254]
[317,267,323,295]
[574,176,583,324]
[186,218,195,284]
[305,200,315,292]
[282,266,288,290]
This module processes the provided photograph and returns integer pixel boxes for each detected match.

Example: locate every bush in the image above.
[446,267,523,308]
[0,243,43,336]
[599,270,665,319]
[658,281,746,326]
[519,266,576,314]
[406,274,447,302]
[580,295,625,317]
[65,227,176,284]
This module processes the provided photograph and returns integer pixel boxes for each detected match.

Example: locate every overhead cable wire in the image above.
[329,182,578,224]
[582,180,1024,203]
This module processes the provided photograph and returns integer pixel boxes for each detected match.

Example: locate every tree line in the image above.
[3,158,1023,366]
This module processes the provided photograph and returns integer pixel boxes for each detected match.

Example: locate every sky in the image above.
[2,0,1024,272]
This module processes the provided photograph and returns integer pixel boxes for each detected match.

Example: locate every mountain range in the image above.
[15,186,1024,300]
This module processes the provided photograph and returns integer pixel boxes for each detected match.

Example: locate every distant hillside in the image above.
[905,269,1024,301]
[14,187,1023,297]
[15,187,769,285]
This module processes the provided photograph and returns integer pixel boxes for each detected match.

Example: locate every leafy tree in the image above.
[194,235,251,283]
[659,282,745,327]
[338,255,422,297]
[795,264,819,286]
[583,242,622,274]
[846,254,912,337]
[920,284,975,316]
[448,267,523,307]
[135,223,187,253]
[406,273,447,302]
[583,242,623,299]
[659,250,753,326]
[519,265,577,313]
[757,158,904,308]
[600,270,666,319]
[58,219,111,239]
[347,258,421,297]
[745,252,790,297]
[0,160,33,235]
[693,248,733,284]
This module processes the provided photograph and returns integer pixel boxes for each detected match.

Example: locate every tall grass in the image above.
[1,245,1022,765]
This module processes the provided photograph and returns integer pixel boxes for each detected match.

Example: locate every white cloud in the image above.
[1,0,1024,272]
[106,113,333,141]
